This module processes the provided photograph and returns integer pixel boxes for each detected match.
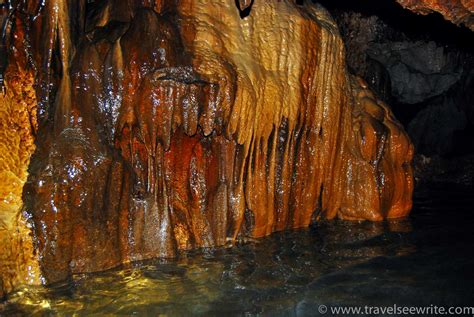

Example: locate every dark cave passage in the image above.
[319,0,474,157]
[314,0,474,187]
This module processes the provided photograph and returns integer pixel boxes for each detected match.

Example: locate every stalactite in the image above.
[0,0,414,293]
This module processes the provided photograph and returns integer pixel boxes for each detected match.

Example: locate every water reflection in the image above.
[2,187,474,315]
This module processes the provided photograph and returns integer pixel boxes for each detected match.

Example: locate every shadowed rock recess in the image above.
[0,0,413,295]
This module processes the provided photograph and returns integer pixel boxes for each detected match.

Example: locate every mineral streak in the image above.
[396,0,474,31]
[0,0,413,294]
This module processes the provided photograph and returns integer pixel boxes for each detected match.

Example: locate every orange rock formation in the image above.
[0,0,413,296]
[396,0,474,31]
[0,18,41,296]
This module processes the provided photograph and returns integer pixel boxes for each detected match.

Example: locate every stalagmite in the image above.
[0,0,413,296]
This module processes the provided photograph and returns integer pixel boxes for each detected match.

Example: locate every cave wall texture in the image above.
[396,0,474,31]
[322,0,474,160]
[0,12,42,298]
[0,0,418,297]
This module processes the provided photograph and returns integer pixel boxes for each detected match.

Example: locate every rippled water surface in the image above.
[2,186,474,316]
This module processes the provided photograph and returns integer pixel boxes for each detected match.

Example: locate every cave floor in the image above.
[1,186,474,316]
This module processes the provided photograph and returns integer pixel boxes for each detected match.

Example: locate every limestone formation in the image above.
[396,0,474,31]
[0,18,41,296]
[0,0,413,296]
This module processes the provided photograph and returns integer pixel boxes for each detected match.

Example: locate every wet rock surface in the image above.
[0,16,41,296]
[1,0,413,293]
[1,186,473,315]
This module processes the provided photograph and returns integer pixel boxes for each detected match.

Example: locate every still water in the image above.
[1,186,474,316]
